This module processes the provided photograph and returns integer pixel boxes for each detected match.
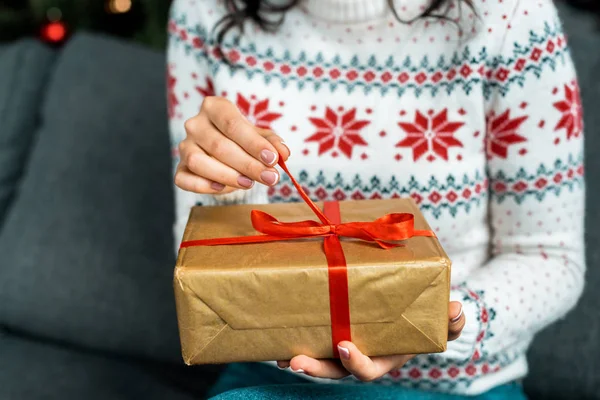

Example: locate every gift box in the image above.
[174,162,451,365]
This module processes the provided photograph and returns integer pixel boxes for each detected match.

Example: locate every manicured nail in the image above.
[338,345,350,360]
[260,170,279,186]
[451,306,463,323]
[237,175,254,188]
[280,141,291,156]
[291,368,304,374]
[260,149,277,166]
[210,181,225,191]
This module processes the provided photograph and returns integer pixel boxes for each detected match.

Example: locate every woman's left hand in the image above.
[276,301,465,381]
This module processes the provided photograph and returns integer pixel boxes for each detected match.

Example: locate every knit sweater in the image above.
[167,0,585,395]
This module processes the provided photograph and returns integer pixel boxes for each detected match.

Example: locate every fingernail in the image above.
[291,368,304,374]
[260,170,279,186]
[451,306,464,323]
[280,141,291,156]
[277,365,289,370]
[260,149,277,166]
[237,175,254,188]
[338,345,350,360]
[210,182,225,191]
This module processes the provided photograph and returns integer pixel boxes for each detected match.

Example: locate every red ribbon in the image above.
[180,158,434,357]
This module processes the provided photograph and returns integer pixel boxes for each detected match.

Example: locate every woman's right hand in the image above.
[175,96,290,195]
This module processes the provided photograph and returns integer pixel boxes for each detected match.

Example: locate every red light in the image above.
[42,21,67,43]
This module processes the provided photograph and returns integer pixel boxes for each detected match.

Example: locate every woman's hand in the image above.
[175,96,290,194]
[277,301,465,381]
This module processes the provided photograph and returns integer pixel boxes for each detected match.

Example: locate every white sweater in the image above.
[167,0,585,394]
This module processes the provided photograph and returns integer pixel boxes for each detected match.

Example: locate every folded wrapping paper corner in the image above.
[179,158,436,359]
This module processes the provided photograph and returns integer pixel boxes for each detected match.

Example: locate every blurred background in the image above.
[0,0,172,47]
[0,0,599,49]
[0,1,599,400]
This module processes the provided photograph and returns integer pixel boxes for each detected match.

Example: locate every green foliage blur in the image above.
[0,0,172,49]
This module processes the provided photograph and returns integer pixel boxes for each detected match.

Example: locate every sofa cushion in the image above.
[0,39,55,229]
[0,33,180,362]
[0,331,219,400]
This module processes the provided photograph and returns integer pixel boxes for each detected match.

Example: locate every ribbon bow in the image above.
[180,157,434,357]
[252,209,429,250]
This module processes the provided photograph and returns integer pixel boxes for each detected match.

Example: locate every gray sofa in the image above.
[0,4,598,399]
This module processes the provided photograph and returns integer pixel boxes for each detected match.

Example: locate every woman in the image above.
[167,0,585,398]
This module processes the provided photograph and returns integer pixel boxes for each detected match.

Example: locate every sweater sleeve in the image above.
[167,0,268,249]
[440,0,585,362]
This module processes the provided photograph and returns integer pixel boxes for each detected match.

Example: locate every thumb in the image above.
[448,301,466,341]
[337,341,378,382]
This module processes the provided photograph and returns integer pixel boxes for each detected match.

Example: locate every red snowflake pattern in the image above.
[167,71,179,119]
[553,82,583,140]
[486,109,528,159]
[195,77,215,98]
[396,109,464,161]
[236,94,282,129]
[305,107,370,158]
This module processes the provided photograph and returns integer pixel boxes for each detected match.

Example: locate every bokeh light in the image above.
[108,0,133,14]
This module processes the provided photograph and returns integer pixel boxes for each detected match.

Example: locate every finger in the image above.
[203,96,280,167]
[289,355,349,379]
[448,301,466,341]
[174,164,234,194]
[276,361,290,369]
[185,119,280,186]
[257,128,291,161]
[180,140,257,189]
[336,341,382,382]
[337,342,413,382]
[449,301,462,321]
[337,342,414,382]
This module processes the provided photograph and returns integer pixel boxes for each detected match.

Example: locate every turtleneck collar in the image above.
[300,0,389,24]
[299,0,432,24]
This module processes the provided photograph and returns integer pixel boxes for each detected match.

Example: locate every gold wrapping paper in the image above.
[174,198,451,365]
